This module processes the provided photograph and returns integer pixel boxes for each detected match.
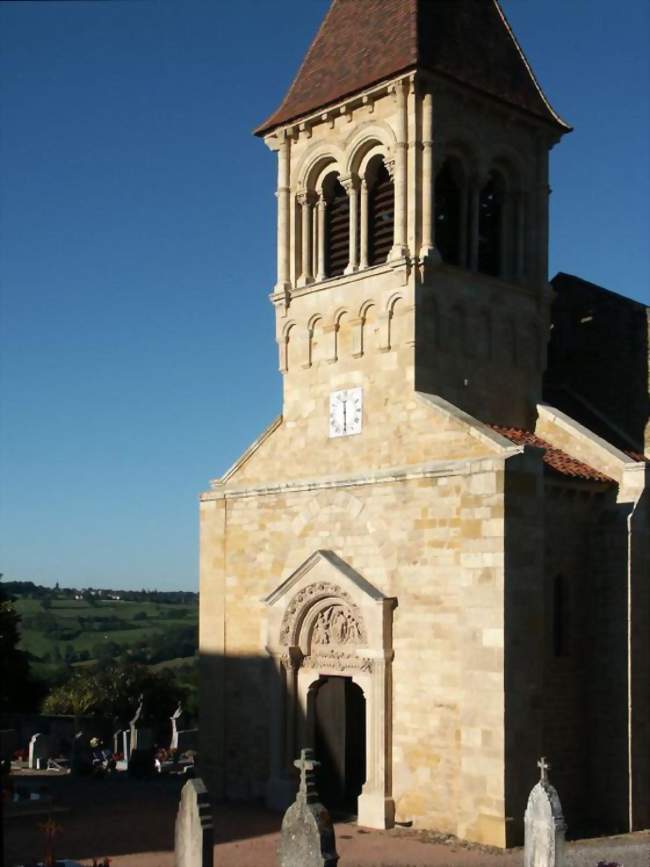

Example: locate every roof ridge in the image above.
[491,0,572,132]
[255,1,337,136]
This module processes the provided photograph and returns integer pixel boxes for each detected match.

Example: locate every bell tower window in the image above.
[367,159,394,266]
[478,170,506,277]
[324,174,350,278]
[435,159,463,266]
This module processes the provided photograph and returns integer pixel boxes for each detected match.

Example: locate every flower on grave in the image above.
[39,816,63,867]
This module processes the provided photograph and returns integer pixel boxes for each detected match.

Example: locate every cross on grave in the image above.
[538,756,551,784]
[294,748,320,802]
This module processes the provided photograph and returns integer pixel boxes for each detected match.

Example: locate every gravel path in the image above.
[5,771,648,867]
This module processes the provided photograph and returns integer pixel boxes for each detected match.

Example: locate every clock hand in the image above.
[342,397,347,431]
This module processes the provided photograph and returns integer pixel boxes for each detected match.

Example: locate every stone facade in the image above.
[199,0,649,849]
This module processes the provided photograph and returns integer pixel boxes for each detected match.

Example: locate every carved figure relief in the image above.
[280,581,366,646]
[278,581,371,674]
[312,604,363,646]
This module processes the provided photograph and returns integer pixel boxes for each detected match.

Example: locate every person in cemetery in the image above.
[199,0,649,848]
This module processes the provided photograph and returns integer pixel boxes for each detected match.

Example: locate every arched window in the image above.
[435,159,463,265]
[478,170,506,277]
[367,159,394,266]
[324,174,349,278]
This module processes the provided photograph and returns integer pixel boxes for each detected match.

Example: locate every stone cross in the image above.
[279,748,339,867]
[524,757,566,867]
[174,777,214,867]
[294,749,320,803]
[538,756,550,783]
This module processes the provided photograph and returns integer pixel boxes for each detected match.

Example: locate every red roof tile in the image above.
[256,0,570,135]
[491,426,614,484]
[625,450,649,463]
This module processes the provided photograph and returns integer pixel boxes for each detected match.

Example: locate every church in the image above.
[199,0,649,848]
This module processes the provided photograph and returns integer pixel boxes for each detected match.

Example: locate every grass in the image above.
[15,595,197,667]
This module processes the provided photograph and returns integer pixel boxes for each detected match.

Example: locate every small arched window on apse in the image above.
[478,170,506,277]
[323,173,349,278]
[336,311,353,360]
[309,317,325,366]
[361,303,379,356]
[366,156,394,266]
[435,158,464,266]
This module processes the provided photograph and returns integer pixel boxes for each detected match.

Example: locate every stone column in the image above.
[356,654,395,830]
[535,137,550,295]
[469,177,480,272]
[342,176,359,275]
[516,190,527,281]
[316,197,327,282]
[500,193,512,281]
[359,179,369,269]
[459,176,469,268]
[275,134,291,293]
[390,79,408,261]
[419,89,435,260]
[296,191,315,287]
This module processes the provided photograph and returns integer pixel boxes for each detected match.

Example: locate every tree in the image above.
[42,661,185,723]
[0,576,35,711]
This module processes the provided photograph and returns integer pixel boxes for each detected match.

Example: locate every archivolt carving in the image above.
[303,652,373,673]
[279,581,367,647]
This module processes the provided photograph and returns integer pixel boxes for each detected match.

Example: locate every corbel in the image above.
[340,104,353,124]
[362,94,375,115]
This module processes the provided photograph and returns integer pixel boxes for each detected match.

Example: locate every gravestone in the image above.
[524,757,566,867]
[170,702,185,751]
[70,731,91,774]
[174,777,214,867]
[28,733,50,770]
[279,748,339,867]
[113,728,123,755]
[122,729,131,759]
[128,693,155,775]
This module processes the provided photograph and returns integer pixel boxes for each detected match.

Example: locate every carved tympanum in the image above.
[312,604,362,646]
[279,581,367,647]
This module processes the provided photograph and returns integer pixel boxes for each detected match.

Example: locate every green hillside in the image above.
[14,594,198,674]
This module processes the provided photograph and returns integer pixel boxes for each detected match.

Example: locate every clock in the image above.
[329,387,363,438]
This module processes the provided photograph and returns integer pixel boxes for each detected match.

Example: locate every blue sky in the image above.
[1,0,648,590]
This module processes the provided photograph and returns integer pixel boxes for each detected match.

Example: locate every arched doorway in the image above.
[263,550,397,829]
[313,675,366,813]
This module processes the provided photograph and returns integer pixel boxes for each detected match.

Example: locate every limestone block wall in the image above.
[200,444,517,847]
[541,481,608,831]
[415,267,544,430]
[503,449,545,847]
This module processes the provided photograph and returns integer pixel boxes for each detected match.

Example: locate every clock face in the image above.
[329,387,363,438]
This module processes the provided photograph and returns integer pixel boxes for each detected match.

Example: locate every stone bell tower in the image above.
[256,0,570,435]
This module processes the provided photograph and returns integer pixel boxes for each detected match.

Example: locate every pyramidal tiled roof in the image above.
[256,0,571,135]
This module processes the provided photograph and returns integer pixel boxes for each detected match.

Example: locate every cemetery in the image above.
[1,0,647,865]
[2,722,648,866]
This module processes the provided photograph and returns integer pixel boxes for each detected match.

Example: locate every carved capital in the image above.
[339,175,359,196]
[296,190,317,208]
[384,159,396,181]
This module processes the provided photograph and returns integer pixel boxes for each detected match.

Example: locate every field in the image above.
[14,595,198,672]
